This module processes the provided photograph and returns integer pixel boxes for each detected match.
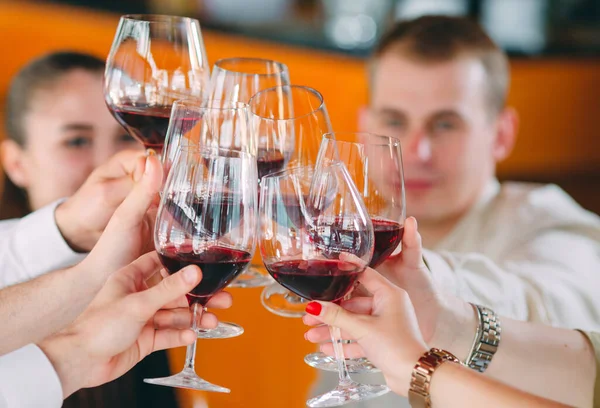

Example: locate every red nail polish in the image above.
[305,301,322,316]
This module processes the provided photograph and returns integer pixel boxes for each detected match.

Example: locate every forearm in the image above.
[0,263,103,355]
[429,363,571,408]
[482,318,596,407]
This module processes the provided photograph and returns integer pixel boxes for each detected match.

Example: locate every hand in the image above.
[76,151,164,287]
[39,251,233,398]
[55,150,148,252]
[304,217,476,362]
[303,267,428,396]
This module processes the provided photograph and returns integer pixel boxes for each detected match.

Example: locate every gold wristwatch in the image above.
[408,348,460,408]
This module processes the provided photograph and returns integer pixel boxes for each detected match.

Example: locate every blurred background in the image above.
[0,0,598,407]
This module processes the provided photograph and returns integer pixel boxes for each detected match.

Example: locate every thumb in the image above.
[401,217,426,268]
[305,300,368,340]
[108,153,163,230]
[133,265,201,319]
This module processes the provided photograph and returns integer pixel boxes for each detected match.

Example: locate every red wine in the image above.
[257,148,285,180]
[109,105,172,149]
[370,219,404,268]
[158,245,251,305]
[265,259,363,302]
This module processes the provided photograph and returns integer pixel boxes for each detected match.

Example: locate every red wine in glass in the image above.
[370,219,404,268]
[265,259,362,302]
[110,104,200,150]
[159,244,251,305]
[257,148,285,180]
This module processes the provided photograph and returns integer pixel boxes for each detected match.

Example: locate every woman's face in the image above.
[4,69,143,210]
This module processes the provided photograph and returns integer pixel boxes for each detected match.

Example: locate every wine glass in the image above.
[304,132,406,374]
[248,85,333,316]
[208,58,290,288]
[104,14,210,151]
[259,161,390,407]
[145,146,257,391]
[161,99,255,340]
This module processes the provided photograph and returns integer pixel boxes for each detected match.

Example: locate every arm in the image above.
[418,228,600,329]
[429,363,570,408]
[0,154,158,355]
[0,201,85,289]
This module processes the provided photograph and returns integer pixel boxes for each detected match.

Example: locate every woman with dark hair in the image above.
[0,51,179,408]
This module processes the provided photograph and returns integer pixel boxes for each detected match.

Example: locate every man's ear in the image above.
[493,107,518,162]
[1,140,30,188]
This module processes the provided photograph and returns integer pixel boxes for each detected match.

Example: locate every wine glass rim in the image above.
[173,98,248,111]
[120,14,199,24]
[247,85,326,122]
[213,57,288,76]
[323,132,402,147]
[260,165,313,181]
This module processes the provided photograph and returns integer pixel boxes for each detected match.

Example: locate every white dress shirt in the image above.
[0,344,62,408]
[0,201,87,407]
[0,200,86,289]
[313,180,600,407]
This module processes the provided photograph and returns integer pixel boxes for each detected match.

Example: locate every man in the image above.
[313,15,600,407]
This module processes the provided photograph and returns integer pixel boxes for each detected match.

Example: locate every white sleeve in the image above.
[0,200,87,289]
[423,229,600,330]
[0,344,63,408]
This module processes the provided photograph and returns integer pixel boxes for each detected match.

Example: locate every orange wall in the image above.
[0,2,599,407]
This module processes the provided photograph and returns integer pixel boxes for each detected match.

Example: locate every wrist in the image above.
[387,345,429,397]
[429,296,478,362]
[38,331,86,399]
[55,200,93,253]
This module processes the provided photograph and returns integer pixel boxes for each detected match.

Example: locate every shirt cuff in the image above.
[13,199,87,280]
[0,344,63,408]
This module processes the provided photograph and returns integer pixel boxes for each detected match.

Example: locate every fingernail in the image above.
[145,148,157,157]
[144,156,152,175]
[304,332,309,341]
[183,266,198,284]
[305,301,322,316]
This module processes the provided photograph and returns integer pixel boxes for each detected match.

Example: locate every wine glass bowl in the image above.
[104,14,210,150]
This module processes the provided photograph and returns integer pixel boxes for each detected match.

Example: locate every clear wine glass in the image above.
[161,99,254,340]
[208,57,290,288]
[248,85,333,317]
[259,160,390,407]
[145,146,257,391]
[305,132,406,374]
[104,14,210,151]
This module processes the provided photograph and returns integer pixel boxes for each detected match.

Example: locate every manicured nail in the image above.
[183,266,198,284]
[305,301,322,316]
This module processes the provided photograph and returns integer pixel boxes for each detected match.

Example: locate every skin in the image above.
[365,51,517,246]
[1,68,142,204]
[303,218,596,407]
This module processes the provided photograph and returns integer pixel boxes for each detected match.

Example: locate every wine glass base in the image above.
[197,322,244,339]
[230,265,273,288]
[144,368,230,393]
[261,283,308,318]
[307,382,390,407]
[304,352,381,374]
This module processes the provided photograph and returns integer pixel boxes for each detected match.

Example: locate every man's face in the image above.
[367,52,501,224]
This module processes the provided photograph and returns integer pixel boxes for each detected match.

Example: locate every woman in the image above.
[304,217,599,407]
[0,51,177,408]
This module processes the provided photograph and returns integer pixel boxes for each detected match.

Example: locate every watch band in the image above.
[466,304,501,373]
[408,348,460,408]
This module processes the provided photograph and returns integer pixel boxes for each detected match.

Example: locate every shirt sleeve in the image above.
[0,344,63,408]
[423,228,600,330]
[0,200,87,289]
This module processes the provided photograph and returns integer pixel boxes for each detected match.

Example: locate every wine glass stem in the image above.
[329,325,353,385]
[183,302,202,371]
